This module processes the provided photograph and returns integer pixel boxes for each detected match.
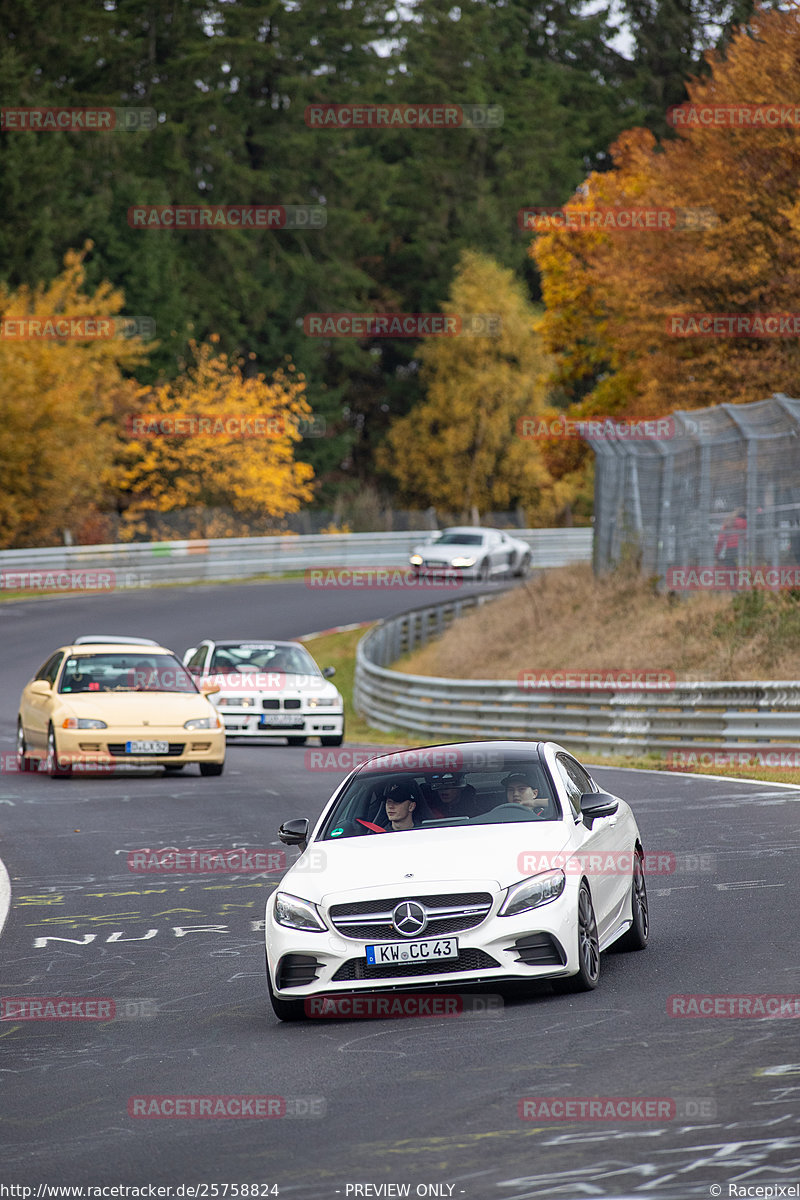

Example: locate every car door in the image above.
[23,652,64,751]
[554,753,622,941]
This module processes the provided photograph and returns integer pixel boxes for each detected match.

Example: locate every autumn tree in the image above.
[113,339,314,538]
[377,251,581,524]
[533,4,800,427]
[0,247,148,547]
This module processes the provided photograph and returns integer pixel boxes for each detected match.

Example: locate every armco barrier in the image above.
[0,528,592,588]
[354,596,800,757]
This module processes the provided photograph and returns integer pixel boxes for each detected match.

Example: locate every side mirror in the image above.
[183,649,196,664]
[580,792,619,828]
[201,683,220,696]
[279,819,310,852]
[29,680,52,696]
[322,666,336,679]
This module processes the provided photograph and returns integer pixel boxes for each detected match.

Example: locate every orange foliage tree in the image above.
[113,339,314,539]
[533,4,800,433]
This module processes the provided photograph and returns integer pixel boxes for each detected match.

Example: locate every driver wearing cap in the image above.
[502,771,549,817]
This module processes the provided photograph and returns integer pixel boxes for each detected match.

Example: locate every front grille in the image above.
[284,699,301,710]
[107,743,185,757]
[331,948,499,981]
[511,933,566,967]
[329,892,493,941]
[262,699,280,711]
[276,954,323,989]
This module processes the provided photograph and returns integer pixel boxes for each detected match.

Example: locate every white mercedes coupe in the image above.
[265,741,649,1020]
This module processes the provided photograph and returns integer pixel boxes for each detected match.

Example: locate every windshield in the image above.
[58,653,198,694]
[433,532,485,546]
[208,642,322,677]
[318,762,560,840]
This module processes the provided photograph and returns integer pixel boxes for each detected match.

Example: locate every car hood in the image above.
[57,692,215,726]
[284,822,574,904]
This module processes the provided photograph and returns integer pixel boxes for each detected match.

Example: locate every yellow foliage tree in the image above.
[378,251,580,524]
[533,6,800,423]
[113,339,314,539]
[0,246,148,547]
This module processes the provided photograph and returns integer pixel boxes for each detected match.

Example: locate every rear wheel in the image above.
[515,553,531,578]
[16,721,35,773]
[266,953,306,1022]
[616,849,649,951]
[45,725,72,778]
[553,881,600,992]
[199,762,224,776]
[477,559,490,583]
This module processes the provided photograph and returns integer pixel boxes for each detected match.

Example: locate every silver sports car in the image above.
[409,526,531,581]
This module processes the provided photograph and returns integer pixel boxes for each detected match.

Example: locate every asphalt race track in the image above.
[1,580,799,1198]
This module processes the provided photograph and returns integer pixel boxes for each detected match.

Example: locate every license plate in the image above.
[365,937,459,967]
[125,740,169,754]
[259,715,304,728]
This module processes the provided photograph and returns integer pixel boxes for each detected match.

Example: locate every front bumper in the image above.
[265,888,578,1000]
[55,724,226,767]
[217,708,344,739]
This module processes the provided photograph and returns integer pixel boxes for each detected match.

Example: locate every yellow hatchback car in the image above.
[16,635,226,778]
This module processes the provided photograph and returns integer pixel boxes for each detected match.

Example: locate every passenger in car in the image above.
[384,781,422,831]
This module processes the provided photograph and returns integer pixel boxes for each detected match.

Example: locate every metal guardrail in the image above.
[354,595,800,757]
[0,528,592,588]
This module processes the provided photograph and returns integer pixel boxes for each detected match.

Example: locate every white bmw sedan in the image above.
[265,741,649,1020]
[183,639,344,746]
[409,527,531,581]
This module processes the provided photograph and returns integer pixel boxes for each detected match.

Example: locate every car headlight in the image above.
[451,556,476,568]
[62,718,107,730]
[308,697,338,708]
[499,870,566,917]
[409,554,423,566]
[274,891,326,932]
[184,716,220,730]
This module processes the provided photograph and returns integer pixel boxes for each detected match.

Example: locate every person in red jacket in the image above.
[715,508,746,564]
